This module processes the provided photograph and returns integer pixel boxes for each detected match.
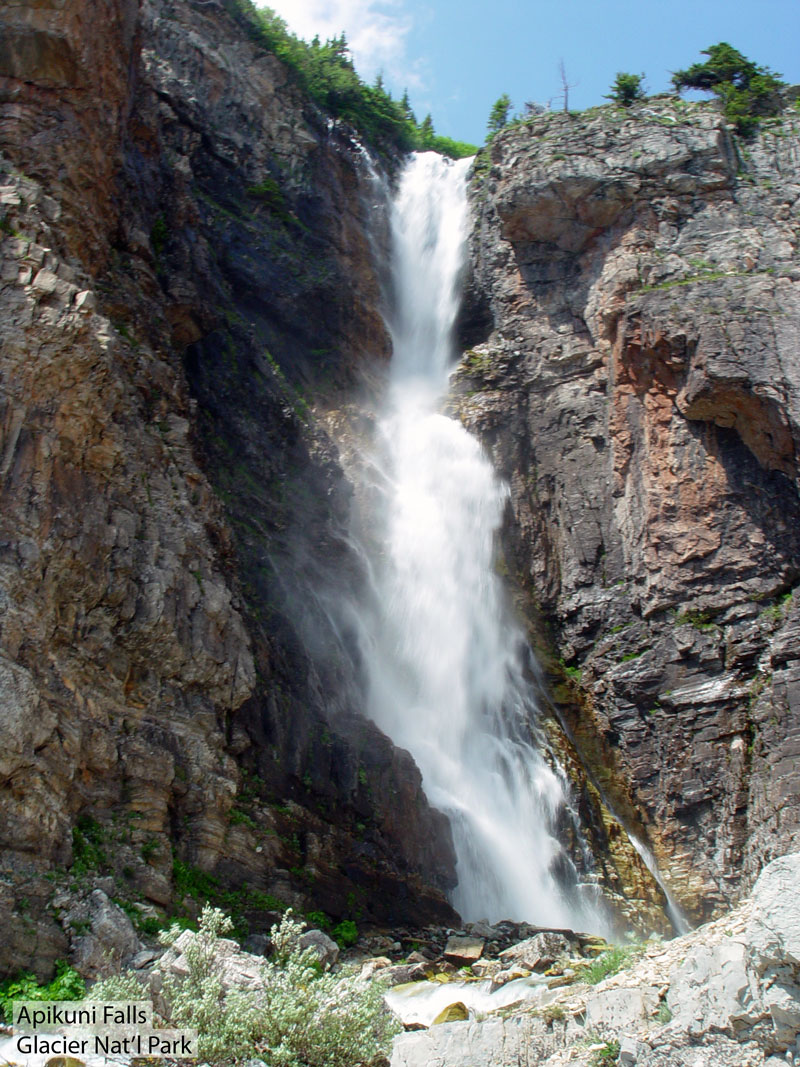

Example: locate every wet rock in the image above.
[490,966,531,988]
[462,97,800,924]
[471,959,501,978]
[466,921,500,940]
[432,1002,469,1024]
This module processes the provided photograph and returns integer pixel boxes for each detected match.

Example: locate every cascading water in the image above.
[363,152,604,930]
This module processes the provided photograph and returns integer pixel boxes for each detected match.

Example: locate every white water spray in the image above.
[363,153,603,929]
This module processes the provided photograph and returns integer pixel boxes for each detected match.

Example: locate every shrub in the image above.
[98,906,398,1065]
[1,961,85,1023]
[71,814,108,875]
[305,909,332,931]
[590,1039,621,1066]
[582,943,643,985]
[332,919,359,948]
[606,72,646,107]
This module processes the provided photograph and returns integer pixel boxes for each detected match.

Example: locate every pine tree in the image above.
[487,94,511,135]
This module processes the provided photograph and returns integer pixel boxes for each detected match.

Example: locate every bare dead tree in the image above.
[558,59,578,112]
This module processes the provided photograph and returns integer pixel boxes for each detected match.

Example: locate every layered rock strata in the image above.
[458,97,800,923]
[0,0,456,977]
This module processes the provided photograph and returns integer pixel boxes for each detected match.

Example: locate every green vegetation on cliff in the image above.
[671,43,785,135]
[605,72,646,107]
[227,0,476,158]
[1,962,84,1023]
[483,43,787,146]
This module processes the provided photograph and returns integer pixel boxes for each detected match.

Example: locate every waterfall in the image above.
[362,152,604,931]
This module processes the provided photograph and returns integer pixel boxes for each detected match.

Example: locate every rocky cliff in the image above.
[0,0,457,979]
[458,96,800,925]
[3,0,800,981]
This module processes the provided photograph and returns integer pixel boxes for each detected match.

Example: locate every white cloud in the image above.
[266,0,421,90]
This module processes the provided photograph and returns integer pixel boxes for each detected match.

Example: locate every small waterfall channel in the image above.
[360,152,604,931]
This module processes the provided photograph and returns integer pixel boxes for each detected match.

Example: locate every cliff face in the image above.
[3,0,800,977]
[0,0,456,977]
[459,98,800,923]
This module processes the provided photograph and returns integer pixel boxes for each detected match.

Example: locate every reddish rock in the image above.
[459,98,800,924]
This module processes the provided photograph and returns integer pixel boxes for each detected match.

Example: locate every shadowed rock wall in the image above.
[0,0,456,977]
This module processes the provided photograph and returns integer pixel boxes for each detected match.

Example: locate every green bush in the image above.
[305,909,332,931]
[590,1039,621,1066]
[606,72,646,107]
[71,815,108,875]
[672,43,784,135]
[1,961,85,1023]
[332,919,359,948]
[582,943,643,985]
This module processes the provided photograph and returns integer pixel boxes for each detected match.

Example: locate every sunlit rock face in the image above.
[0,0,457,977]
[458,99,800,925]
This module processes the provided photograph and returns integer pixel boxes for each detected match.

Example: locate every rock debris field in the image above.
[0,853,798,1067]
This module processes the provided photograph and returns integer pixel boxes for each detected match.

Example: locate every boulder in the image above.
[242,932,270,957]
[65,890,140,979]
[156,929,264,990]
[298,929,339,970]
[444,936,485,966]
[471,959,501,978]
[499,932,570,972]
[747,853,800,970]
[432,1002,469,1024]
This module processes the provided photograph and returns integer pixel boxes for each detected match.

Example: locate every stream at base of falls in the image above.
[356,151,608,933]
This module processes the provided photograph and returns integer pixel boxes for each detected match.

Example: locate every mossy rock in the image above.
[432,1002,469,1024]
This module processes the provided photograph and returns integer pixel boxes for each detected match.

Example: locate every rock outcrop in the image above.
[459,97,800,923]
[391,852,800,1067]
[0,0,456,978]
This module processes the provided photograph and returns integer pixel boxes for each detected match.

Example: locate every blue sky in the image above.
[266,0,800,146]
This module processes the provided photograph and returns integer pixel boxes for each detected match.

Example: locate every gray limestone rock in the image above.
[585,985,660,1031]
[65,890,141,979]
[747,853,800,970]
[499,932,570,972]
[391,855,800,1066]
[298,929,340,970]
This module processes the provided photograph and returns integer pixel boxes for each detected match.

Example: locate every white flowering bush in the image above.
[251,909,395,1067]
[94,905,398,1065]
[156,909,260,1062]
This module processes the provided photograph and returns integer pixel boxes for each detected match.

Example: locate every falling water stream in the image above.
[362,153,604,931]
